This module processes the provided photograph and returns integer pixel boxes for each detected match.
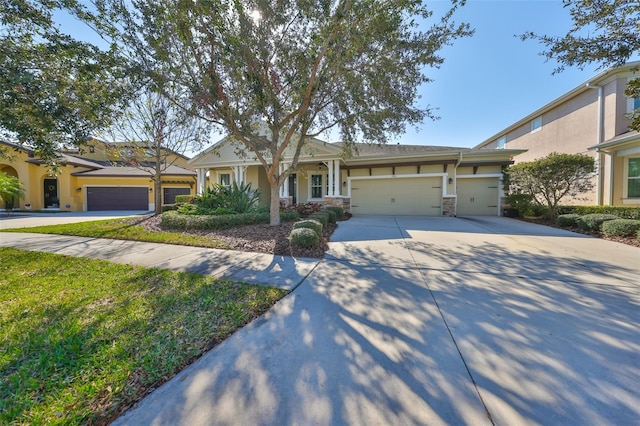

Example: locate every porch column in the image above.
[196,168,207,195]
[334,159,341,196]
[233,166,246,185]
[282,162,289,197]
[327,160,334,196]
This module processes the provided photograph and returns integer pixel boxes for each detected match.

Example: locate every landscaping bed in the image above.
[130,214,339,258]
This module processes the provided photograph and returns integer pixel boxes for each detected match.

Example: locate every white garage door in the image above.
[456,178,500,216]
[351,177,442,216]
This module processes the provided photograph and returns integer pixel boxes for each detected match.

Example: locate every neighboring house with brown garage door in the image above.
[475,61,640,207]
[0,139,196,212]
[189,136,525,216]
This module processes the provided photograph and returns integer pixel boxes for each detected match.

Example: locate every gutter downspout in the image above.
[585,83,605,205]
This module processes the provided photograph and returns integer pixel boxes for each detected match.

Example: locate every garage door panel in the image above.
[87,187,149,211]
[351,177,442,216]
[456,178,499,216]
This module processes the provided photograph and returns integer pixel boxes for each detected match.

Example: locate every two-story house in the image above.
[475,61,640,207]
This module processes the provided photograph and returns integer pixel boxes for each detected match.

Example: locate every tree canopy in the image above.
[522,0,640,131]
[109,0,473,224]
[0,0,134,163]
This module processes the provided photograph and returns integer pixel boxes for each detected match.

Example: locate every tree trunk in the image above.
[269,181,281,226]
[155,178,162,215]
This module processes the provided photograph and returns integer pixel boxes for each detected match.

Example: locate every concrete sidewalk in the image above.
[0,232,319,291]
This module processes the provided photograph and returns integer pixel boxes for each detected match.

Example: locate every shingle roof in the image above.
[333,142,470,158]
[71,164,195,177]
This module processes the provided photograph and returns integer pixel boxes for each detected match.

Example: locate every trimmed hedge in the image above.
[601,219,640,237]
[293,219,323,235]
[576,213,619,232]
[174,194,193,204]
[162,203,179,212]
[324,206,344,220]
[280,211,300,222]
[557,214,580,228]
[161,210,298,230]
[323,209,337,224]
[309,212,329,228]
[289,227,320,248]
[557,205,640,219]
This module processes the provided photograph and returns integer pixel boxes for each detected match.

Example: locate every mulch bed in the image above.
[135,215,340,258]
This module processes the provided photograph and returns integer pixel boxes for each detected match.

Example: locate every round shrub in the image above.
[293,219,323,235]
[309,212,329,228]
[557,214,580,228]
[323,209,337,224]
[289,227,320,249]
[601,219,640,237]
[325,206,344,220]
[576,214,619,232]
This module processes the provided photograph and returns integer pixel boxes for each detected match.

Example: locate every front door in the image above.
[44,178,58,207]
[288,174,297,204]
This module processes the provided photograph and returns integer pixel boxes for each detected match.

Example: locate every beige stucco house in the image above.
[189,135,524,216]
[475,61,640,207]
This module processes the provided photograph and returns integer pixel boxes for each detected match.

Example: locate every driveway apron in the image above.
[114,216,640,425]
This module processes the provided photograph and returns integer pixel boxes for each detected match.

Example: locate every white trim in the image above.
[308,172,326,201]
[618,146,640,157]
[347,173,447,198]
[216,171,232,188]
[530,116,543,133]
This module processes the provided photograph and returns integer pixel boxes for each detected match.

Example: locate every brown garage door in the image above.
[163,187,191,204]
[87,187,149,211]
[351,177,442,216]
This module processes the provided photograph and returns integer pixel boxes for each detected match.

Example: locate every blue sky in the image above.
[56,1,622,149]
[410,0,609,148]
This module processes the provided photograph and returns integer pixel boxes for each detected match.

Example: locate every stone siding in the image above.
[443,196,456,217]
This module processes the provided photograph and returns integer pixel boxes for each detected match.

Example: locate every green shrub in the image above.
[162,203,179,212]
[324,206,344,220]
[162,210,300,230]
[559,205,640,219]
[601,219,640,237]
[576,213,619,232]
[557,214,580,228]
[280,211,300,222]
[309,212,329,228]
[637,230,640,241]
[289,227,320,248]
[194,182,260,213]
[174,194,193,204]
[293,219,323,235]
[323,208,337,223]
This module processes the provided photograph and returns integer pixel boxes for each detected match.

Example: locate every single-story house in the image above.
[475,61,640,207]
[0,139,196,211]
[189,136,525,216]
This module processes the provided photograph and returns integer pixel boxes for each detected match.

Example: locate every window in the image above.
[310,174,323,199]
[496,136,506,149]
[531,116,542,133]
[219,173,231,189]
[635,97,640,110]
[628,158,640,198]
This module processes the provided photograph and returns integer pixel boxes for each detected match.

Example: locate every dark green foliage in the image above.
[161,203,179,212]
[162,210,298,230]
[601,219,640,237]
[309,212,329,228]
[324,206,344,220]
[193,182,261,214]
[506,152,595,216]
[293,219,323,235]
[576,214,619,232]
[174,194,193,204]
[323,209,337,224]
[557,214,580,228]
[282,202,323,217]
[279,211,300,222]
[557,206,640,219]
[289,228,320,249]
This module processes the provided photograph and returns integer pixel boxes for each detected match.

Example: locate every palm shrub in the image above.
[557,214,580,227]
[576,214,619,232]
[192,182,261,214]
[289,227,320,248]
[601,219,640,237]
[293,219,323,235]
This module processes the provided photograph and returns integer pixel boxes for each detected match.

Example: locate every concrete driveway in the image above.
[115,216,640,425]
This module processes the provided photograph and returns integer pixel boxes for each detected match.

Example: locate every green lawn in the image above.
[0,216,230,248]
[0,248,287,425]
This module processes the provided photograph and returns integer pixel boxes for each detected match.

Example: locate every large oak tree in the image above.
[111,0,473,224]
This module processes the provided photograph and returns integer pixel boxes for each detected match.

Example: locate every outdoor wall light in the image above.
[149,187,153,192]
[448,178,453,184]
[76,187,82,192]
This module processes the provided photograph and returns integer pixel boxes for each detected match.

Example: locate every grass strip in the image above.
[0,217,230,249]
[0,247,287,425]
